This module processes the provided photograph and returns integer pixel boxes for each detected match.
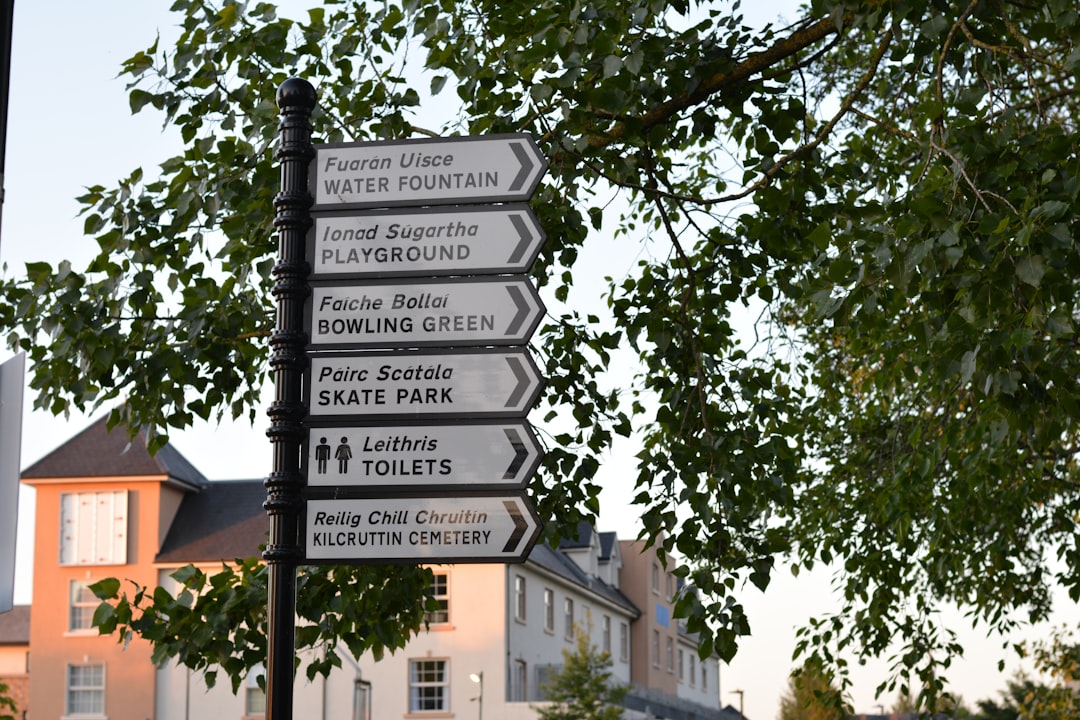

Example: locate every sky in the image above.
[1,3,1075,720]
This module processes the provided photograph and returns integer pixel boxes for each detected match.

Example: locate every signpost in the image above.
[270,78,548,720]
[307,205,545,278]
[305,494,541,563]
[305,421,543,489]
[311,133,547,209]
[307,276,545,349]
[306,349,544,420]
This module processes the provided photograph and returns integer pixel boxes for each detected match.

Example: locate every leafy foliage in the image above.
[3,0,1080,708]
[0,679,16,720]
[778,658,847,720]
[90,560,434,691]
[534,624,627,720]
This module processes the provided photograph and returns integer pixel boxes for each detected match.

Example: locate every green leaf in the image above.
[1015,256,1045,287]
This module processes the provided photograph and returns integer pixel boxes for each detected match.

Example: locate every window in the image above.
[543,588,554,633]
[514,575,527,622]
[66,663,105,716]
[563,598,574,640]
[651,563,659,593]
[59,491,128,566]
[511,660,527,702]
[666,637,674,672]
[702,664,708,691]
[602,615,611,653]
[678,648,685,682]
[425,572,449,624]
[666,572,675,599]
[409,659,448,712]
[651,630,660,667]
[619,622,629,661]
[353,680,372,720]
[689,654,696,687]
[245,665,266,718]
[69,580,98,632]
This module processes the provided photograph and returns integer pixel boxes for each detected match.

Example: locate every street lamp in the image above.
[732,688,745,720]
[469,671,483,720]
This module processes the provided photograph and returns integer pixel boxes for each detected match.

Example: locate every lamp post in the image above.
[732,688,745,720]
[469,672,483,720]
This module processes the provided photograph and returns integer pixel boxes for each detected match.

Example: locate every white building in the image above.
[22,416,739,720]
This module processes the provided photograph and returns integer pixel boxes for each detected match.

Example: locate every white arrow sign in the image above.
[306,422,544,489]
[307,349,544,420]
[305,494,542,563]
[307,277,545,349]
[310,133,547,209]
[307,205,546,279]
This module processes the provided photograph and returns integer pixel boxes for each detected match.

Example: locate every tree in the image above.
[892,689,971,719]
[534,625,627,720]
[0,679,16,720]
[4,0,1080,705]
[779,659,846,720]
[972,674,1078,720]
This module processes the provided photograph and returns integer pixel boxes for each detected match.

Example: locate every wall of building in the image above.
[27,479,166,720]
[0,644,28,719]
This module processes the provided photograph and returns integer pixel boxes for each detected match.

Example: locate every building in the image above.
[0,604,29,718]
[20,415,736,720]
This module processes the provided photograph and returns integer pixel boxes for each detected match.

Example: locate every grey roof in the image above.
[22,414,207,490]
[558,520,597,549]
[598,531,618,560]
[0,605,30,645]
[529,542,639,618]
[156,479,267,563]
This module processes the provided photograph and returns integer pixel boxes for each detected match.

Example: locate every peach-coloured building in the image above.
[0,604,29,718]
[21,415,732,720]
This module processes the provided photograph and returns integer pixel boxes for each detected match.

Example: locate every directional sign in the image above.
[305,421,544,489]
[308,205,546,279]
[310,133,548,209]
[307,349,544,421]
[307,276,545,350]
[305,494,542,563]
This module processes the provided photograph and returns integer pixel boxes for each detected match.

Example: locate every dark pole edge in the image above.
[265,76,315,720]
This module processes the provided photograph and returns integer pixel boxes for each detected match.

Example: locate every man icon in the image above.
[315,437,331,474]
[335,436,352,474]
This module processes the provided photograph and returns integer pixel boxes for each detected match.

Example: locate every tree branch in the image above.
[586,15,846,150]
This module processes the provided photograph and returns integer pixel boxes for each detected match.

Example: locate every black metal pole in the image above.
[265,76,315,720]
[0,0,15,249]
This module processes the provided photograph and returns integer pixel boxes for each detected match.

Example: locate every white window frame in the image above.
[511,659,527,702]
[425,571,450,625]
[65,662,105,718]
[602,615,611,654]
[68,580,98,633]
[543,588,554,634]
[563,598,574,640]
[666,636,674,672]
[409,658,449,713]
[514,574,527,623]
[619,622,629,662]
[244,664,266,718]
[59,490,128,566]
[651,630,660,667]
